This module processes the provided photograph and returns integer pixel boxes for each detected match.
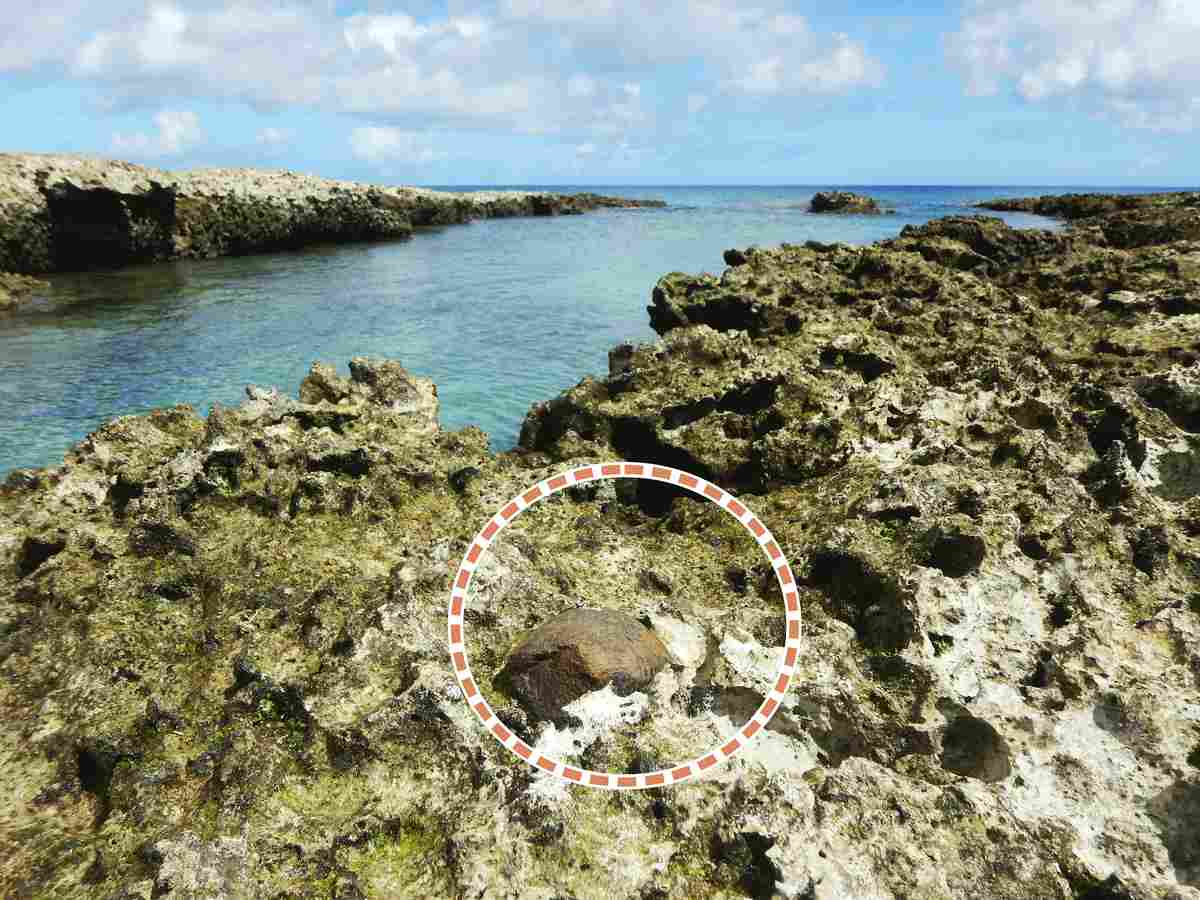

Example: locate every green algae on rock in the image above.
[4,192,1200,898]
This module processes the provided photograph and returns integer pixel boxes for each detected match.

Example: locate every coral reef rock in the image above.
[809,191,882,214]
[4,191,1200,899]
[0,153,665,274]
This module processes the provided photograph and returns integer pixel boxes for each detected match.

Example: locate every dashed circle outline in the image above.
[446,461,801,790]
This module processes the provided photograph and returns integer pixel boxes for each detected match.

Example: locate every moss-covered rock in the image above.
[5,192,1200,898]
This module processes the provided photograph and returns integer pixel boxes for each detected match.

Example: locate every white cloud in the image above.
[77,3,210,74]
[729,33,884,95]
[948,0,1200,131]
[255,126,291,146]
[111,109,203,156]
[575,142,596,157]
[349,126,442,164]
[343,14,429,54]
[567,74,595,98]
[6,0,884,149]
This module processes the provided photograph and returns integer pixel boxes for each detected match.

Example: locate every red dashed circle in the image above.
[447,462,801,789]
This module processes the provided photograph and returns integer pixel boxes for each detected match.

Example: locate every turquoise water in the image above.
[0,185,1181,475]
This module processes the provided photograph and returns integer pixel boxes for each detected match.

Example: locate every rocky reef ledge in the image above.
[0,153,664,277]
[4,193,1200,898]
[808,190,882,214]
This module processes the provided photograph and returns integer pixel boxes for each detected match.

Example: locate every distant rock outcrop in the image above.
[0,153,666,275]
[809,190,882,214]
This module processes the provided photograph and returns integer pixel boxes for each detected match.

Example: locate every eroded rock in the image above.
[497,608,669,720]
[810,191,882,214]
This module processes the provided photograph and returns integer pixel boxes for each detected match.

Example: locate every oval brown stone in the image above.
[496,608,669,721]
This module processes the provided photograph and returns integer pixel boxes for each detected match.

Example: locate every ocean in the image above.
[0,184,1180,475]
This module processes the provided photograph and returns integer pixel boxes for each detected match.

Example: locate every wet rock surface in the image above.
[4,190,1200,898]
[0,153,665,275]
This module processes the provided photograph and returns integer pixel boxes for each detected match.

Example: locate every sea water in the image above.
[0,185,1178,475]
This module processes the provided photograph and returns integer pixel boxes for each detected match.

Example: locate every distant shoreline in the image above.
[0,153,665,279]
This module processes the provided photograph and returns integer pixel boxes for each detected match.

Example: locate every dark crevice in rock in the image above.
[1048,594,1075,630]
[1023,651,1053,689]
[16,534,66,578]
[711,831,782,900]
[108,475,145,518]
[1136,382,1200,434]
[662,377,783,429]
[939,716,1012,782]
[805,550,918,651]
[306,448,371,478]
[648,288,766,336]
[610,417,713,516]
[1018,533,1050,561]
[1008,398,1059,435]
[923,529,986,578]
[286,409,360,433]
[818,347,895,383]
[43,181,177,270]
[77,742,132,829]
[203,447,245,489]
[1130,526,1169,575]
[224,656,314,734]
[129,521,197,558]
[1087,404,1146,470]
[1066,872,1138,900]
[448,466,481,493]
[929,633,954,656]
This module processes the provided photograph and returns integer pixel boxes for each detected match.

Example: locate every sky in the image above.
[1,0,1196,186]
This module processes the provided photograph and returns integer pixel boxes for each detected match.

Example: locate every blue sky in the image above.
[1,1,1196,186]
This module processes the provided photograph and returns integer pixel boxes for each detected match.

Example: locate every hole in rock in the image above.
[924,530,986,578]
[610,417,714,516]
[1018,534,1050,560]
[818,348,895,383]
[16,535,66,578]
[711,832,782,900]
[806,550,918,651]
[1088,405,1147,470]
[76,743,124,828]
[44,181,176,270]
[940,716,1012,782]
[661,377,782,429]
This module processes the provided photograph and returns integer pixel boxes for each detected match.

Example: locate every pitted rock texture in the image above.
[498,608,670,720]
[809,191,882,214]
[4,190,1200,899]
[0,153,665,274]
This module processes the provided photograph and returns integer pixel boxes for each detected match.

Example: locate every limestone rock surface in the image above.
[0,153,665,274]
[4,190,1200,899]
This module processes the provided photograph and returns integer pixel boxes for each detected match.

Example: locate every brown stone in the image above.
[497,608,669,720]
